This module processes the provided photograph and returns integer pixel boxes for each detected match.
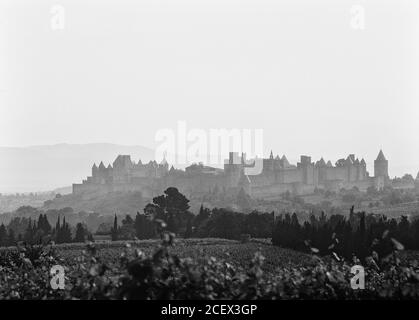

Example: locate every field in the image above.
[53,238,419,274]
[55,238,313,274]
[1,237,419,299]
[359,201,419,218]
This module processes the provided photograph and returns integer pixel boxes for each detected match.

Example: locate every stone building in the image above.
[72,150,412,198]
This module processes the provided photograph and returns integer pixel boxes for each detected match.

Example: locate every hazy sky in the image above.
[1,0,418,177]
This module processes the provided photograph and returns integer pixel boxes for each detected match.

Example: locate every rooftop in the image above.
[376,150,387,161]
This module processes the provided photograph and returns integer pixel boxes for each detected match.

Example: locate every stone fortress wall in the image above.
[73,150,417,199]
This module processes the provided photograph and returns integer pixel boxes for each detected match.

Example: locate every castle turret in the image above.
[315,157,327,184]
[158,155,169,177]
[99,161,106,170]
[225,152,244,187]
[345,155,353,166]
[374,150,388,178]
[297,155,314,184]
[281,155,290,167]
[160,154,168,167]
[265,151,275,171]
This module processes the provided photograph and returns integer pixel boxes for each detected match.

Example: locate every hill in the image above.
[42,191,147,216]
[0,143,155,193]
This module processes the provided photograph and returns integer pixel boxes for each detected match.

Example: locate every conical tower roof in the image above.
[281,155,290,166]
[160,155,168,166]
[376,150,386,161]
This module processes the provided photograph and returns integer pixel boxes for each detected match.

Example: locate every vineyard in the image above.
[1,188,419,300]
[361,201,419,218]
[55,238,313,274]
[1,236,419,300]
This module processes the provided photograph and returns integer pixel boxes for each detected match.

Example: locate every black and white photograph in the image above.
[1,0,419,310]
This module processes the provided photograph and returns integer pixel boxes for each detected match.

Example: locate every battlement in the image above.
[72,150,411,198]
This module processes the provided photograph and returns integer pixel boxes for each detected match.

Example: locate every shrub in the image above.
[240,234,251,243]
[1,217,419,299]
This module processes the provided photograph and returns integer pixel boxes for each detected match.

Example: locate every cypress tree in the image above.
[7,228,16,246]
[0,224,7,246]
[24,219,33,243]
[74,223,86,243]
[55,216,61,243]
[111,214,118,241]
[184,217,193,238]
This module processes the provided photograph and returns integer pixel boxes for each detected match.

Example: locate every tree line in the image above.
[109,187,274,241]
[2,187,419,263]
[0,214,91,246]
[272,206,419,260]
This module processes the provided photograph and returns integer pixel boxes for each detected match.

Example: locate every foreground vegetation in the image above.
[1,187,419,299]
[1,231,419,299]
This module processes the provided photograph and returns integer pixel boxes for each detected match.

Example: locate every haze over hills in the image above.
[0,143,155,193]
[1,142,417,195]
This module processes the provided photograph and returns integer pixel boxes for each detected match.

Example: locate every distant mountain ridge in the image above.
[0,143,155,193]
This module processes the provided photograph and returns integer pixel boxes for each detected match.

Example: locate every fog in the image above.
[1,0,418,191]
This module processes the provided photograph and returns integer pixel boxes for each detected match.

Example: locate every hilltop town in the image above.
[73,150,419,200]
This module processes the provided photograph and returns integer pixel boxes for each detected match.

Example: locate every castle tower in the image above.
[374,150,388,178]
[315,157,327,184]
[98,161,106,170]
[281,155,290,168]
[297,155,314,185]
[158,154,169,177]
[225,152,244,187]
[267,150,274,171]
[344,155,354,182]
[359,158,367,180]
